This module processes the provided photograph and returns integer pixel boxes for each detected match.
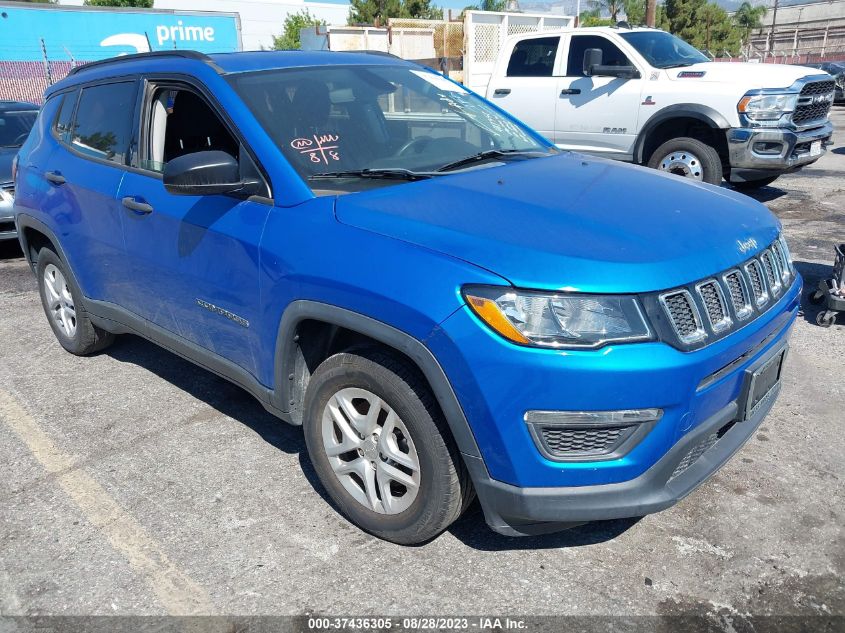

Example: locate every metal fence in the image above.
[0,60,75,104]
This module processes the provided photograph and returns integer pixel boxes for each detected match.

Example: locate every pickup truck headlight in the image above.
[737,92,798,122]
[463,286,653,349]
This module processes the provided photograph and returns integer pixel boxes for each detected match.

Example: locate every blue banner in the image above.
[0,5,241,62]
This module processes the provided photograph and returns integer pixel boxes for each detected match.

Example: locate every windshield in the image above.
[620,31,709,69]
[0,109,37,148]
[228,65,554,191]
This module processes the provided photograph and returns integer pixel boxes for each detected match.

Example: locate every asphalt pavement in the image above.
[0,109,843,630]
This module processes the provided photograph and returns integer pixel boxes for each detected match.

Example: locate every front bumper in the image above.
[429,277,800,536]
[465,355,779,536]
[726,121,833,180]
[0,185,16,241]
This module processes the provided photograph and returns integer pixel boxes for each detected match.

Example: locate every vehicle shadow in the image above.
[104,334,307,458]
[732,184,788,203]
[832,146,845,155]
[447,505,640,551]
[0,239,23,260]
[794,259,833,325]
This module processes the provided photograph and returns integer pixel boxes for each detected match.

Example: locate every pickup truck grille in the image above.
[791,79,835,127]
[655,237,794,349]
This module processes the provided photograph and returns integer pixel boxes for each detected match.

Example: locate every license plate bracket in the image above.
[810,140,822,157]
[743,347,787,421]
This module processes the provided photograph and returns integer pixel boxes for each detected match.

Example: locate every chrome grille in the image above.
[723,270,752,321]
[760,249,781,296]
[792,80,835,127]
[657,237,794,349]
[696,280,731,333]
[744,259,768,308]
[660,290,705,344]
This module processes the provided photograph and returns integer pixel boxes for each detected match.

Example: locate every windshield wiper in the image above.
[436,149,548,172]
[662,62,697,69]
[309,168,434,181]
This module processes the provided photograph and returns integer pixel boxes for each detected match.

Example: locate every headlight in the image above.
[463,286,653,349]
[737,92,798,122]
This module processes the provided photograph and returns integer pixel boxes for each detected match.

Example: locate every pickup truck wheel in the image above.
[648,137,723,185]
[302,347,471,544]
[731,176,780,191]
[36,247,114,355]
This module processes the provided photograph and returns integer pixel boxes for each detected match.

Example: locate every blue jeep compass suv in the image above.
[14,50,800,544]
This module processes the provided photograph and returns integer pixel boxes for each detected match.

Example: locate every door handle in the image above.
[493,88,511,96]
[45,171,66,185]
[560,88,581,96]
[121,196,153,215]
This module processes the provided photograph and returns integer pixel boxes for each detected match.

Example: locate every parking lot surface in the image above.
[0,109,843,626]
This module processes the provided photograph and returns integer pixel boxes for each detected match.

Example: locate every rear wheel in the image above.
[732,176,780,191]
[302,346,472,544]
[647,137,723,185]
[36,247,114,355]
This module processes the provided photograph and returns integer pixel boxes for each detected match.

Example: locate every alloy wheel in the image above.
[43,264,77,338]
[321,387,421,514]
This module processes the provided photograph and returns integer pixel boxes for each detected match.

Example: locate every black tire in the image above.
[816,311,836,328]
[647,137,723,185]
[302,346,472,544]
[808,290,825,305]
[731,176,780,191]
[36,247,115,355]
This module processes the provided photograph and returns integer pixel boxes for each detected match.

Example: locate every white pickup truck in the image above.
[484,26,836,189]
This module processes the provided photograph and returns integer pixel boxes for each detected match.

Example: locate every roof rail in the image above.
[67,50,223,77]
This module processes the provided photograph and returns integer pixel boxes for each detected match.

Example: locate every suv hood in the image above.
[666,61,827,89]
[335,154,780,294]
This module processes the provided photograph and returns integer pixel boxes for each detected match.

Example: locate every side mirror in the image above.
[163,150,254,196]
[582,48,641,79]
[583,48,603,76]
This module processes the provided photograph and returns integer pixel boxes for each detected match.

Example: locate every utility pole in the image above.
[768,0,779,59]
[646,0,656,27]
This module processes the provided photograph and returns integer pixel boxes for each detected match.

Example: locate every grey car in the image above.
[1,101,39,241]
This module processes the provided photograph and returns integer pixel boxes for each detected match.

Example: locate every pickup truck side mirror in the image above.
[582,47,641,79]
[163,150,260,197]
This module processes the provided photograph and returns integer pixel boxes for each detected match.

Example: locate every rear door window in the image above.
[506,37,560,77]
[71,81,138,165]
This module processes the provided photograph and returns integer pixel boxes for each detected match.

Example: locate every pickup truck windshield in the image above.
[228,65,553,189]
[619,31,709,69]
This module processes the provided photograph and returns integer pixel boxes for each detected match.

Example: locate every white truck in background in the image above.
[484,26,836,189]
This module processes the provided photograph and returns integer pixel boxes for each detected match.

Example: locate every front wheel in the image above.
[302,346,472,544]
[732,175,780,191]
[647,137,723,185]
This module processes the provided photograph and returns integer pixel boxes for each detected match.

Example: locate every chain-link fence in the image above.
[0,59,75,105]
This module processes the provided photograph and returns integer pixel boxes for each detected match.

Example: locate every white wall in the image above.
[58,0,352,51]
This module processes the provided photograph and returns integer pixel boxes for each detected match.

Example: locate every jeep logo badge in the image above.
[737,237,758,254]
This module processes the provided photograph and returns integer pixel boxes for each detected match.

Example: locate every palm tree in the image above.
[590,0,624,22]
[734,1,767,44]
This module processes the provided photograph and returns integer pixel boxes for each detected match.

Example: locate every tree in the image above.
[590,0,624,22]
[18,0,58,4]
[462,0,506,12]
[579,8,613,26]
[622,0,645,24]
[349,0,443,24]
[272,10,326,50]
[662,0,741,56]
[84,0,154,6]
[733,1,766,43]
